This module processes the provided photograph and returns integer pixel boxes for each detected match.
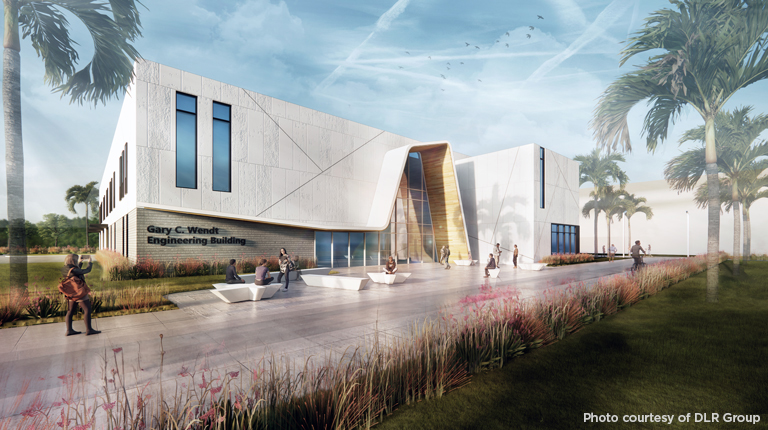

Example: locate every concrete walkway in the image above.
[0,258,663,418]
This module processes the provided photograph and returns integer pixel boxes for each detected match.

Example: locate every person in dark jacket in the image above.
[225,259,245,283]
[254,259,274,285]
[62,254,100,336]
[384,256,398,274]
[278,248,293,291]
[484,253,497,278]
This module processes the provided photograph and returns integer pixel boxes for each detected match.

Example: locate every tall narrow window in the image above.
[176,93,197,189]
[123,143,128,196]
[539,147,545,208]
[212,102,231,192]
[119,154,124,200]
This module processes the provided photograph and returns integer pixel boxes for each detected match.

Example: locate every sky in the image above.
[3,0,768,222]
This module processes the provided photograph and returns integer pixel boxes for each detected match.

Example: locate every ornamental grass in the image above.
[539,253,595,266]
[2,255,720,429]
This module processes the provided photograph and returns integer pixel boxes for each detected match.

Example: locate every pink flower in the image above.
[211,386,222,394]
[228,371,239,378]
[178,366,190,377]
[52,402,62,407]
[102,402,116,411]
[113,347,122,354]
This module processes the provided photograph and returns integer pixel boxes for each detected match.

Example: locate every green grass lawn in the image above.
[1,262,220,295]
[377,261,768,429]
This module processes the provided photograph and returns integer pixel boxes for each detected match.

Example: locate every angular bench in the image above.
[518,263,547,271]
[453,260,477,266]
[301,274,369,291]
[367,272,411,284]
[211,283,281,303]
[488,268,501,279]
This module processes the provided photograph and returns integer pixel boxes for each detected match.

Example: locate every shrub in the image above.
[539,253,595,266]
[0,290,29,325]
[97,249,133,281]
[46,246,61,254]
[25,293,64,319]
[0,246,6,254]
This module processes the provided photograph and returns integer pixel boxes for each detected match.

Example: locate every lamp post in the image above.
[686,210,690,257]
[623,211,626,258]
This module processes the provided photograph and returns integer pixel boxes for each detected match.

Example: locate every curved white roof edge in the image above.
[139,141,466,234]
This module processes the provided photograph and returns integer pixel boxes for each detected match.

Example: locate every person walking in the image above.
[493,243,502,267]
[384,256,398,274]
[647,244,652,257]
[484,253,497,278]
[226,259,246,283]
[444,245,451,269]
[513,245,519,268]
[439,245,446,266]
[61,254,100,336]
[609,244,617,262]
[278,248,294,291]
[254,259,274,285]
[630,240,646,271]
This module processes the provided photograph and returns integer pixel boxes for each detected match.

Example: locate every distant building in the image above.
[97,60,579,267]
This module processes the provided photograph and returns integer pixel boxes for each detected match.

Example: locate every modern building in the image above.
[97,60,579,268]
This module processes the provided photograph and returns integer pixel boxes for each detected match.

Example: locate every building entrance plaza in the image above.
[0,258,664,418]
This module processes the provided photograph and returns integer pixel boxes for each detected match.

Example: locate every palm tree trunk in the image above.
[3,1,27,292]
[84,204,89,248]
[627,216,632,255]
[704,116,720,302]
[743,207,751,261]
[731,182,740,276]
[593,191,598,256]
[606,215,611,258]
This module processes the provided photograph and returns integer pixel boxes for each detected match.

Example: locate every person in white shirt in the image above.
[608,244,617,262]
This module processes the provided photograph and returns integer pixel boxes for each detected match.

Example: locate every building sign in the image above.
[146,225,247,246]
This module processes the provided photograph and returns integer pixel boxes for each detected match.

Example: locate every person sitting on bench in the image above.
[254,259,274,285]
[384,256,398,274]
[226,259,246,284]
[484,253,497,278]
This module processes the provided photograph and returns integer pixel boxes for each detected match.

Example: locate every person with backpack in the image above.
[60,254,100,336]
[278,248,294,291]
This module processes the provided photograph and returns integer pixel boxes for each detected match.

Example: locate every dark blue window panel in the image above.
[212,102,231,192]
[316,232,332,267]
[176,107,197,189]
[408,154,424,190]
[552,232,557,254]
[333,232,349,268]
[365,233,379,265]
[540,147,545,208]
[350,232,365,267]
[177,93,196,113]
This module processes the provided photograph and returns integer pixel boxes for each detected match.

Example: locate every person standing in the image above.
[493,243,502,267]
[647,244,652,257]
[278,248,294,291]
[226,259,246,283]
[439,245,446,265]
[513,245,519,268]
[444,245,451,269]
[61,254,100,336]
[609,244,617,262]
[254,259,274,285]
[630,240,646,271]
[602,245,606,256]
[484,253,497,278]
[384,256,398,274]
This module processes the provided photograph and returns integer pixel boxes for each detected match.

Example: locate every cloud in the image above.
[216,0,304,54]
[315,0,412,92]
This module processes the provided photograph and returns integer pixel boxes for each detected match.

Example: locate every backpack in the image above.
[58,268,91,301]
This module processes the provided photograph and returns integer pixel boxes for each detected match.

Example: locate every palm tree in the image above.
[666,107,768,276]
[65,182,99,248]
[591,1,768,301]
[574,148,628,256]
[582,186,626,257]
[3,0,143,290]
[618,193,653,253]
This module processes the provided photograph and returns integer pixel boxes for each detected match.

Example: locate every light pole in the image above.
[686,210,690,257]
[623,211,626,258]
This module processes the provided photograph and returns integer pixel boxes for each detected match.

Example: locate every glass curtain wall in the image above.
[551,224,579,254]
[313,152,436,267]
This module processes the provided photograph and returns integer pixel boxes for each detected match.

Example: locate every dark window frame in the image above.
[540,147,545,209]
[176,92,198,189]
[212,101,232,192]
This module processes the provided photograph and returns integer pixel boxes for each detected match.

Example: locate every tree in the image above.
[591,0,768,301]
[574,148,628,256]
[582,186,627,257]
[38,213,67,246]
[3,0,142,290]
[618,192,654,252]
[65,181,99,247]
[666,107,768,276]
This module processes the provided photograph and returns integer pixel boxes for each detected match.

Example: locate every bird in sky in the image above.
[447,66,450,70]
[441,88,445,91]
[465,42,470,46]
[460,62,464,64]
[405,51,410,54]
[505,43,509,47]
[428,56,431,59]
[478,79,482,82]
[447,62,451,65]
[398,66,403,69]
[537,15,544,19]
[529,26,534,30]
[496,40,500,43]
[506,31,510,36]
[526,34,531,39]
[441,74,446,79]
[475,46,480,49]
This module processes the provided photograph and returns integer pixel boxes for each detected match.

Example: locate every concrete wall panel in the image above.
[159,150,180,206]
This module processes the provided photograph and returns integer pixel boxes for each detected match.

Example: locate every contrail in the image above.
[526,0,634,83]
[315,0,411,92]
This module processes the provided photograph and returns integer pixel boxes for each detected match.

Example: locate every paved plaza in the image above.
[0,258,662,418]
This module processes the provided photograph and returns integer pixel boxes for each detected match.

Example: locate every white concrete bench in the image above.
[301,274,369,291]
[488,268,501,279]
[367,272,411,284]
[453,260,477,266]
[211,283,282,303]
[518,263,547,271]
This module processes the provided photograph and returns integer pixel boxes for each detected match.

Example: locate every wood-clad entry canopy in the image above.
[414,144,470,260]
